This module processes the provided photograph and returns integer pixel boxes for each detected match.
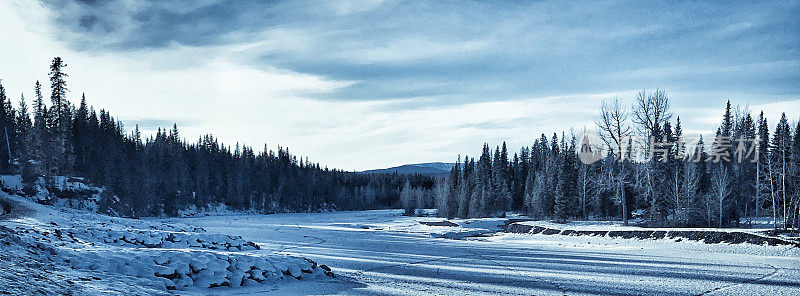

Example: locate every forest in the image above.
[0,57,434,217]
[2,57,798,230]
[424,90,799,231]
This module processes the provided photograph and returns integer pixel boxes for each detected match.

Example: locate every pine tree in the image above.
[72,94,89,174]
[457,157,474,218]
[442,156,461,218]
[731,110,756,225]
[513,147,530,210]
[49,57,69,127]
[0,82,15,172]
[15,94,32,151]
[771,113,792,229]
[48,57,73,175]
[16,93,37,190]
[755,112,770,218]
[721,100,733,138]
[554,135,577,222]
[670,118,686,224]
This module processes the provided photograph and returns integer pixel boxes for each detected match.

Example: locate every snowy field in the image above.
[171,210,800,296]
[2,181,799,296]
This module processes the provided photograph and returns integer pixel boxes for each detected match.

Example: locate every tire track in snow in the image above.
[695,263,782,296]
[697,246,797,296]
[344,252,541,296]
[267,221,531,295]
[465,249,569,296]
[277,234,326,253]
[271,225,327,253]
[343,246,568,296]
[358,253,478,274]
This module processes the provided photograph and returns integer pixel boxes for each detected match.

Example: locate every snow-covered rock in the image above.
[0,192,334,294]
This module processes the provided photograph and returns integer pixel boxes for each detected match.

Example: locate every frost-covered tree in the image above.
[400,181,415,216]
[434,178,449,217]
[710,166,732,227]
[577,157,595,219]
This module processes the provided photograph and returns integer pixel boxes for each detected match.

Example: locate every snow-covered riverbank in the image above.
[0,193,333,295]
[176,210,800,295]
[3,190,799,296]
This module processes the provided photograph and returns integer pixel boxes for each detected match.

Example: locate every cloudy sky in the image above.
[1,0,798,170]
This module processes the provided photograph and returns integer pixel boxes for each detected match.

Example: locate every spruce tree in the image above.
[771,113,791,228]
[445,156,461,218]
[755,112,770,218]
[48,57,73,175]
[0,82,14,172]
[14,94,31,153]
[554,136,577,222]
[48,57,68,128]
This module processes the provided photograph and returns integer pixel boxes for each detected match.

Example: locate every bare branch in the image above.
[596,98,631,158]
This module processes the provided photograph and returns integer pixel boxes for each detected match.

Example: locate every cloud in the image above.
[39,0,800,105]
[1,0,797,170]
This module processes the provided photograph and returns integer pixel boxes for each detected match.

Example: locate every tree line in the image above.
[0,57,435,217]
[3,58,796,229]
[433,90,799,230]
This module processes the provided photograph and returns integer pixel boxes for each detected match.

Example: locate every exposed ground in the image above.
[505,221,800,247]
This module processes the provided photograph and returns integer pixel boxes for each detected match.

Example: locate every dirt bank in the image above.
[504,223,800,247]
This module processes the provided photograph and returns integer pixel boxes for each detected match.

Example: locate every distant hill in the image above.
[360,162,455,176]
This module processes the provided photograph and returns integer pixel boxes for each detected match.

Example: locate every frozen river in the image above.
[175,210,800,296]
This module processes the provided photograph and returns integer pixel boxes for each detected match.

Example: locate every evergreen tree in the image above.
[0,82,15,172]
[49,57,69,127]
[554,135,577,222]
[48,57,74,175]
[15,94,32,151]
[755,112,770,218]
[7,57,800,226]
[771,113,791,229]
[16,93,37,190]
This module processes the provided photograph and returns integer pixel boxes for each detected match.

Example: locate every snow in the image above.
[175,209,800,295]
[177,203,249,217]
[0,174,22,190]
[0,192,333,295]
[50,176,97,192]
[3,190,799,295]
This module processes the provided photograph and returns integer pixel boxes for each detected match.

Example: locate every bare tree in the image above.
[632,89,673,138]
[597,98,632,225]
[615,166,631,225]
[434,178,450,217]
[670,163,683,223]
[755,147,762,219]
[577,162,594,219]
[681,160,701,224]
[782,144,788,230]
[710,166,732,227]
[597,98,631,159]
[765,153,779,229]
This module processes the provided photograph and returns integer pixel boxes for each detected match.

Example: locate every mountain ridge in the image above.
[360,162,455,176]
